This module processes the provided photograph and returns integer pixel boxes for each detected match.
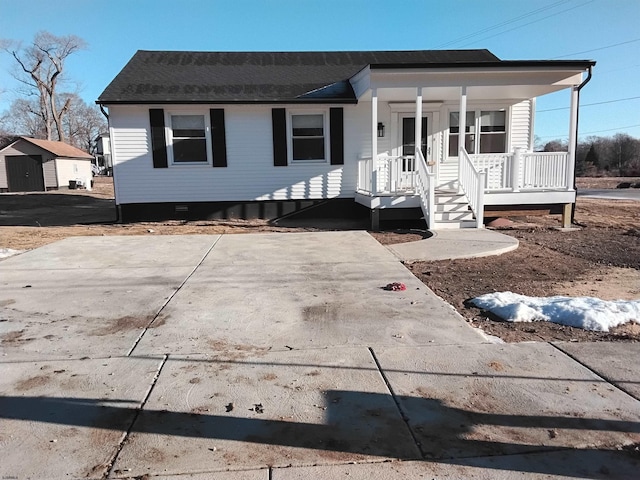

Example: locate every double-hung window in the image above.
[449,109,507,156]
[479,111,506,153]
[448,112,476,156]
[290,113,326,162]
[170,114,208,163]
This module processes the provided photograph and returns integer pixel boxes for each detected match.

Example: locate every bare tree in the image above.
[58,93,107,151]
[5,31,86,142]
[0,97,47,138]
[542,139,568,152]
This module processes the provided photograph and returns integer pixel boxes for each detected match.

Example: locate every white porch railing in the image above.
[357,156,374,193]
[459,148,485,228]
[357,155,418,194]
[470,150,570,191]
[415,148,436,229]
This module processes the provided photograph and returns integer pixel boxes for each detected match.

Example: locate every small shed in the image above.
[0,137,94,192]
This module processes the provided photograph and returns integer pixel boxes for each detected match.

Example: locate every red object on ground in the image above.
[384,282,407,291]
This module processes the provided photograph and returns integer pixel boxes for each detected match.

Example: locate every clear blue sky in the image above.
[1,0,638,142]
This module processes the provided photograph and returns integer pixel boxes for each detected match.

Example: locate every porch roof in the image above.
[353,61,596,102]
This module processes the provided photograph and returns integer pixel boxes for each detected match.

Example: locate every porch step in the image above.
[432,219,478,229]
[438,162,459,191]
[432,192,478,229]
[433,210,474,222]
[435,192,467,204]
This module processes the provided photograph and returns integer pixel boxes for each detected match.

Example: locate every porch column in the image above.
[567,86,578,191]
[415,87,423,159]
[371,88,378,194]
[459,86,467,155]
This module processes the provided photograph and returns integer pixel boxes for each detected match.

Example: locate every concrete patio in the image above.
[0,232,638,479]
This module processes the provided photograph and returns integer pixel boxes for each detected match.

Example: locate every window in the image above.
[170,114,208,163]
[448,109,507,156]
[291,113,325,162]
[479,110,506,153]
[448,111,476,156]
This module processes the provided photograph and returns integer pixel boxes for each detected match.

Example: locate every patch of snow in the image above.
[471,291,640,332]
[0,248,24,259]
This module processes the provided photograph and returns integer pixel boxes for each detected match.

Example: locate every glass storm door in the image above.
[398,114,431,189]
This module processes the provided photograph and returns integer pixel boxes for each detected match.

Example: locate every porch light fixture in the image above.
[377,122,385,137]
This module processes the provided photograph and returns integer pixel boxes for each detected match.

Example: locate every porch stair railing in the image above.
[458,147,485,228]
[415,148,436,229]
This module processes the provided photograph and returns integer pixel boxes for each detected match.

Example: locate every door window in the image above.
[402,117,428,158]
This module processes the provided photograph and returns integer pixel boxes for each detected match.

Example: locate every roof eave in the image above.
[96,98,359,106]
[369,60,596,70]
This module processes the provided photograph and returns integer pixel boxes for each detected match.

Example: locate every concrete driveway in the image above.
[1,232,638,479]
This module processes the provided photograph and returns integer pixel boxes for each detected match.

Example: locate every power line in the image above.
[538,123,640,139]
[537,95,640,112]
[552,38,640,59]
[581,124,640,135]
[436,0,572,48]
[596,64,640,76]
[458,0,594,48]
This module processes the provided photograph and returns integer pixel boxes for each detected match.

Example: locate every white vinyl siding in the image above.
[109,103,369,204]
[510,100,533,150]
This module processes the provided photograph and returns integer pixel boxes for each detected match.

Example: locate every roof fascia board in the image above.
[97,98,359,106]
[370,69,586,89]
[370,60,595,70]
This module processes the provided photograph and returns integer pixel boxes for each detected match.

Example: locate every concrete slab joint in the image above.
[0,232,638,479]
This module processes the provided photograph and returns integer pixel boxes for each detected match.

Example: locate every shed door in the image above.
[6,155,45,192]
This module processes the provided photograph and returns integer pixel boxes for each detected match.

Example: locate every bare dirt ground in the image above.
[1,177,638,342]
[399,177,640,343]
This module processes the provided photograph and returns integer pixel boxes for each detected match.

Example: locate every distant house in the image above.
[97,50,594,228]
[0,137,93,192]
[93,131,112,176]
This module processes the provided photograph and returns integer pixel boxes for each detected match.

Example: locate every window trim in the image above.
[446,105,511,158]
[165,110,213,166]
[286,109,330,165]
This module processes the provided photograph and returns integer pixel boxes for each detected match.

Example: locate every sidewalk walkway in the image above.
[387,228,519,262]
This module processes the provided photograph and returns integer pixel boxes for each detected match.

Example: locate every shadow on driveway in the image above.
[0,192,116,226]
[1,391,638,478]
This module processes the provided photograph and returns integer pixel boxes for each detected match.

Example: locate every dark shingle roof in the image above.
[97,49,502,104]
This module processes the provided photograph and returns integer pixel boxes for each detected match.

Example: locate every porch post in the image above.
[415,87,423,159]
[567,86,578,191]
[459,86,467,155]
[372,88,378,195]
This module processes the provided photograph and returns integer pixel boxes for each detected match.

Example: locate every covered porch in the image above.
[352,60,594,229]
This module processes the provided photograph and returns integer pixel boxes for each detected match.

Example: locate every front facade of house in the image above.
[0,137,93,192]
[98,50,594,228]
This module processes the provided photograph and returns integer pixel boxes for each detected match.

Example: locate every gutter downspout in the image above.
[571,65,593,224]
[99,104,109,120]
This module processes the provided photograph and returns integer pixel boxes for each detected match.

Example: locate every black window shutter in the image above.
[272,108,287,166]
[330,107,344,165]
[149,109,168,168]
[210,109,227,167]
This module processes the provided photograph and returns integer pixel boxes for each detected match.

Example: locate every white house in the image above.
[97,50,594,228]
[0,137,94,192]
[93,131,113,176]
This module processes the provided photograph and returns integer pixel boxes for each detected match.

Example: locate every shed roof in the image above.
[18,137,93,159]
